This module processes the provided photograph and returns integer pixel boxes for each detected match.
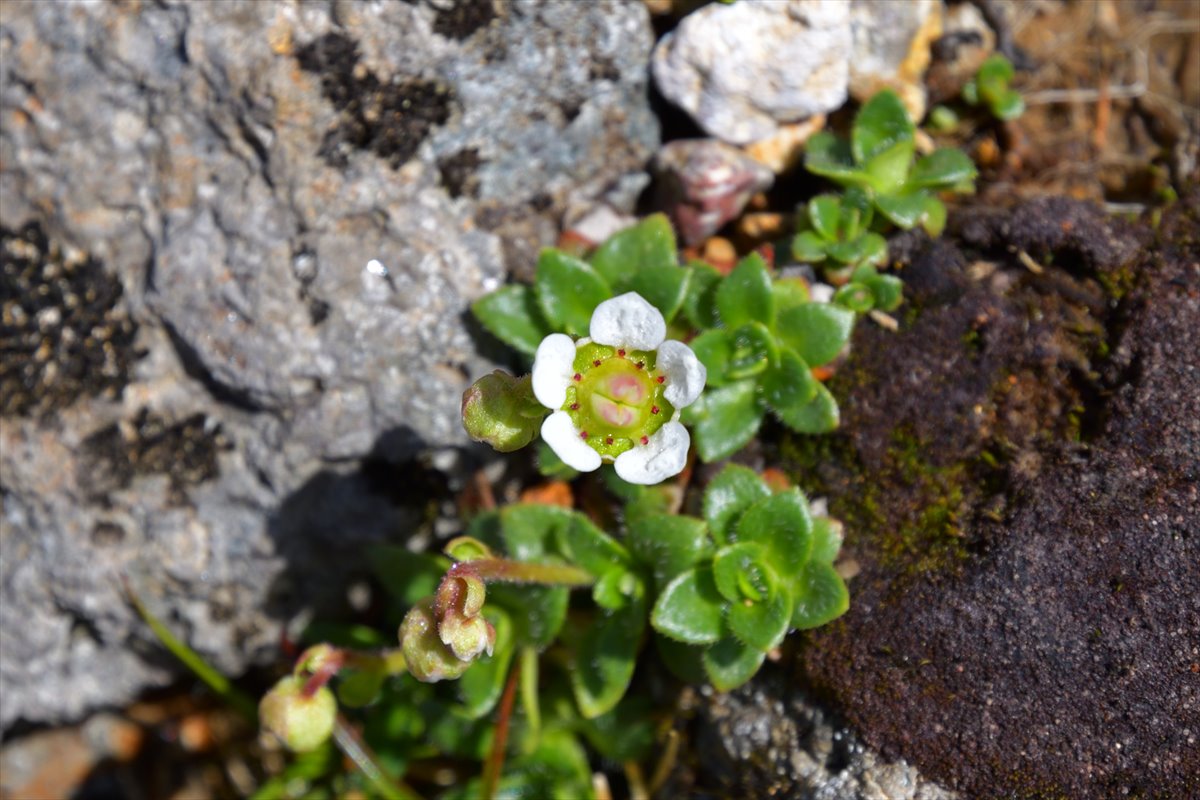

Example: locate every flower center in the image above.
[562,343,674,460]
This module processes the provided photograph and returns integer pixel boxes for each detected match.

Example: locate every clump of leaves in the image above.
[804,89,977,236]
[685,253,854,460]
[255,465,847,796]
[963,54,1025,122]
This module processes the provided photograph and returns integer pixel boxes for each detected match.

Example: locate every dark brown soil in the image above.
[782,195,1200,799]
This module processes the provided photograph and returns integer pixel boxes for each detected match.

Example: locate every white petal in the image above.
[589,292,666,351]
[656,339,707,409]
[810,283,835,304]
[541,411,602,473]
[531,334,577,409]
[614,421,690,485]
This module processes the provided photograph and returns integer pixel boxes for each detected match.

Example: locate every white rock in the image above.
[848,0,944,123]
[652,0,850,145]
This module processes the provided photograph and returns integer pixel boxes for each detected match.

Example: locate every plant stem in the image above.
[454,557,595,587]
[122,576,259,721]
[332,716,423,800]
[481,656,521,798]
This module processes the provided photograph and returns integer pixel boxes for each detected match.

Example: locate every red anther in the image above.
[636,361,644,369]
[605,436,613,445]
[657,376,665,384]
[640,435,649,445]
[580,431,589,440]
[593,360,601,367]
[651,405,659,415]
[573,373,582,381]
[570,402,579,410]
[617,349,625,357]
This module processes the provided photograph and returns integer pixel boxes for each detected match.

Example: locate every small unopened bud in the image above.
[294,643,342,678]
[435,570,495,661]
[400,598,472,682]
[259,675,337,752]
[462,371,543,453]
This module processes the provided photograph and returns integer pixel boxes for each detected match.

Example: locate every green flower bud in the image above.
[294,643,342,678]
[400,597,473,683]
[461,371,545,452]
[259,675,337,753]
[435,572,495,661]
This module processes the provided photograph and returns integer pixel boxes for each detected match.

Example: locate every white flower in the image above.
[532,292,706,485]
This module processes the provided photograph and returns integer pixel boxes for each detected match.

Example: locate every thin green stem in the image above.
[332,716,423,800]
[122,576,258,721]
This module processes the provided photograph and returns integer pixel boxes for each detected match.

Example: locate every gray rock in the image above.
[652,0,850,145]
[0,0,658,728]
[690,666,957,799]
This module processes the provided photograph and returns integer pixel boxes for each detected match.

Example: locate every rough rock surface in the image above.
[848,0,942,122]
[652,0,850,145]
[778,197,1199,798]
[0,0,658,728]
[689,666,957,800]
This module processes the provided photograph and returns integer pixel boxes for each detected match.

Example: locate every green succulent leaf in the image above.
[761,347,818,414]
[834,282,875,313]
[775,303,855,367]
[627,514,713,591]
[920,195,948,237]
[792,230,830,263]
[570,592,645,718]
[588,212,677,290]
[651,566,725,645]
[336,665,386,709]
[772,277,813,315]
[852,89,914,164]
[826,231,888,267]
[472,284,550,357]
[689,328,734,387]
[703,463,771,544]
[874,192,931,230]
[702,636,766,692]
[863,273,904,311]
[735,489,813,577]
[726,322,778,380]
[682,380,765,463]
[655,635,707,684]
[488,583,569,650]
[864,138,916,196]
[629,264,690,323]
[805,131,869,185]
[791,560,850,629]
[682,261,724,329]
[808,195,842,241]
[991,90,1026,121]
[556,513,631,577]
[774,381,840,434]
[810,516,844,564]
[457,608,515,718]
[712,541,770,603]
[726,574,792,653]
[716,252,774,330]
[535,249,612,336]
[581,697,656,763]
[498,504,574,561]
[977,53,1016,86]
[909,148,978,189]
[592,566,637,610]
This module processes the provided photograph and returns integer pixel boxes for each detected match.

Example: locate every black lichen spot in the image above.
[82,409,227,505]
[431,0,498,40]
[296,33,455,169]
[91,521,126,546]
[1,223,139,419]
[437,148,484,199]
[588,55,621,82]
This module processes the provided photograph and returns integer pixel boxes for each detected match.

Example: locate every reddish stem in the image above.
[482,657,521,798]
